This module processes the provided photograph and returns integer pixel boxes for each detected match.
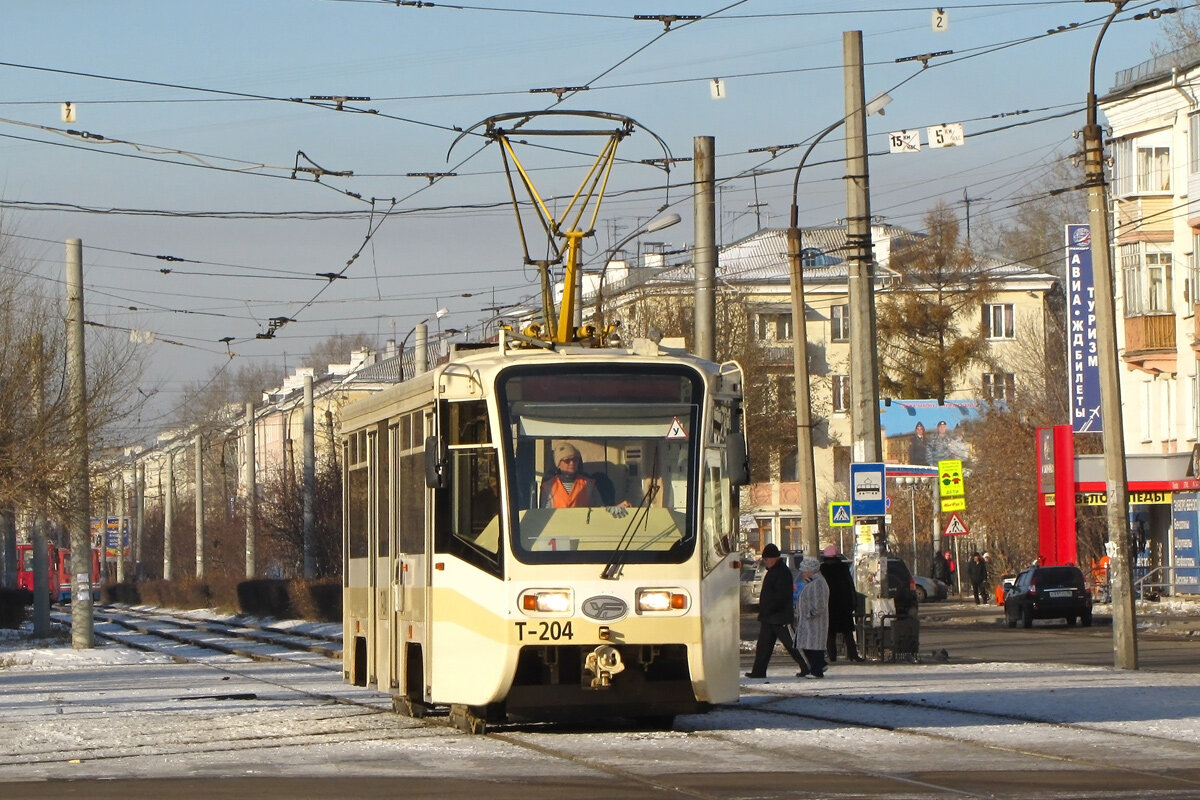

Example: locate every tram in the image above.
[343,110,749,731]
[341,335,748,731]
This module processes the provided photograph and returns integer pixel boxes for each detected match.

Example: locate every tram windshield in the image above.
[498,366,702,565]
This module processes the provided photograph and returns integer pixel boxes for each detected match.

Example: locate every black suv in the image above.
[1004,565,1093,628]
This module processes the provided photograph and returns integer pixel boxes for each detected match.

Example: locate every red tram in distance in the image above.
[16,543,61,606]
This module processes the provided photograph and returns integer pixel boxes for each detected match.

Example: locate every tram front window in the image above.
[499,367,701,565]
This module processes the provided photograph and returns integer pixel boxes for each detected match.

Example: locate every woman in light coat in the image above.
[794,556,830,678]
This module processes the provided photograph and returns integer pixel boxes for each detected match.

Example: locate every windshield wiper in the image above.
[600,478,659,580]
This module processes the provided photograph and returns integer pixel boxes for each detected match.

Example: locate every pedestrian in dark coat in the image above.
[746,543,810,678]
[932,550,951,584]
[820,545,863,663]
[967,552,989,605]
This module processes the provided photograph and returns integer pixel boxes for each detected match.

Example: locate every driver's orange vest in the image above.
[549,477,590,508]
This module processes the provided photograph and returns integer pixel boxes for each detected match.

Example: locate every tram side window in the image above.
[346,430,369,559]
[377,422,389,557]
[397,411,426,555]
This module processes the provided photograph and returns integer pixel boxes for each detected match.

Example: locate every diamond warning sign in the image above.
[942,512,970,537]
[665,416,688,439]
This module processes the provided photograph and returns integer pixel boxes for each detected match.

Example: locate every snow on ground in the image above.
[3,603,1200,785]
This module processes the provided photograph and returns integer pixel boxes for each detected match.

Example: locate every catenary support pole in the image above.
[693,136,716,361]
[164,450,174,581]
[303,374,316,580]
[1084,0,1136,670]
[135,462,145,580]
[245,402,257,577]
[194,434,205,579]
[65,237,93,648]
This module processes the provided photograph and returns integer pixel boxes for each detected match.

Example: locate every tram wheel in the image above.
[450,703,487,735]
[393,695,428,719]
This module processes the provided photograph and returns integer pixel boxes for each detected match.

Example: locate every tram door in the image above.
[390,408,431,704]
[371,426,392,692]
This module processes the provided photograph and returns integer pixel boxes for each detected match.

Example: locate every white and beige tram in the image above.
[341,334,748,732]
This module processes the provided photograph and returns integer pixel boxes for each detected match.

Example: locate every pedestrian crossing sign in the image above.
[943,512,970,537]
[829,502,852,527]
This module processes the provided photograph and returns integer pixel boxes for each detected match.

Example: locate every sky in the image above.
[4,607,1200,788]
[0,1,1187,442]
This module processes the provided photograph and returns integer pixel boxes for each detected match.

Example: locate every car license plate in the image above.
[1048,590,1071,598]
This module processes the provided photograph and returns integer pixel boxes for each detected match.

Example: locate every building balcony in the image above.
[1123,313,1176,375]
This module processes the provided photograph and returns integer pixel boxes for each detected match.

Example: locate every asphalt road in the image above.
[742,599,1200,674]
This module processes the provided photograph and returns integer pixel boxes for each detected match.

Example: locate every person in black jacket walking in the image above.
[746,543,810,678]
[820,545,864,663]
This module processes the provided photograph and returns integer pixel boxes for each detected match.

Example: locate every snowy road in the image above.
[5,623,1200,799]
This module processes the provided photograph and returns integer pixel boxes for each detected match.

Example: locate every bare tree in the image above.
[0,222,147,583]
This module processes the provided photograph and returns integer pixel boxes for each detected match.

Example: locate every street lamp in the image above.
[787,91,891,556]
[592,212,682,333]
[1081,0,1140,670]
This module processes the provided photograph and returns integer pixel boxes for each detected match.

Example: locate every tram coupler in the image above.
[584,644,625,688]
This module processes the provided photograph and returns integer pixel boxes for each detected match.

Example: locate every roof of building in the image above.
[605,226,1056,293]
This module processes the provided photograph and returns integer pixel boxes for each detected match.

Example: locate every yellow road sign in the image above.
[829,502,852,527]
[939,459,964,498]
[941,496,965,513]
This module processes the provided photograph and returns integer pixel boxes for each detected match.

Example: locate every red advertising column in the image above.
[1036,428,1056,563]
[1052,425,1077,566]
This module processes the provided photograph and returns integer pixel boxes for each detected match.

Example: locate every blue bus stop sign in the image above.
[850,462,886,517]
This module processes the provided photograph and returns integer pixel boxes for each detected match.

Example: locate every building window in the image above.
[757,312,792,342]
[831,304,850,342]
[1121,242,1173,316]
[1191,367,1199,442]
[1113,135,1172,196]
[983,303,1015,339]
[780,517,802,551]
[1138,145,1171,193]
[780,449,798,482]
[982,372,1015,403]
[776,375,795,413]
[1141,381,1152,442]
[832,374,850,413]
[1191,112,1200,174]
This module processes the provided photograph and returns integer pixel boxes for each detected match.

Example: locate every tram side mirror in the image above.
[425,435,447,488]
[728,432,750,487]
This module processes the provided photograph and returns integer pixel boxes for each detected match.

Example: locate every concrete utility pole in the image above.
[843,30,883,466]
[1084,0,1137,670]
[164,451,174,581]
[693,136,716,361]
[117,471,127,583]
[244,402,257,578]
[65,237,93,648]
[303,374,316,580]
[135,462,145,580]
[194,434,205,579]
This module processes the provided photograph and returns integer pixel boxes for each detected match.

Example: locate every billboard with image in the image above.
[879,399,983,467]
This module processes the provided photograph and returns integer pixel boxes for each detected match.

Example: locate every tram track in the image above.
[33,606,1200,799]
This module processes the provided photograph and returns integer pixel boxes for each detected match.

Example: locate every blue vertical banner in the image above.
[1173,492,1200,594]
[1066,224,1102,432]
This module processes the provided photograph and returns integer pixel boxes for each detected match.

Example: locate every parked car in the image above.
[740,560,760,609]
[913,574,949,602]
[1004,564,1093,628]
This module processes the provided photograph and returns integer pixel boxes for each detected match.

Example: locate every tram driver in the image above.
[540,441,631,511]
[541,442,602,508]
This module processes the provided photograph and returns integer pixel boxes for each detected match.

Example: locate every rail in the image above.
[1133,565,1200,599]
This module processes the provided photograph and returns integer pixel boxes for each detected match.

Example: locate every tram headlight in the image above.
[519,589,572,614]
[636,589,689,613]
